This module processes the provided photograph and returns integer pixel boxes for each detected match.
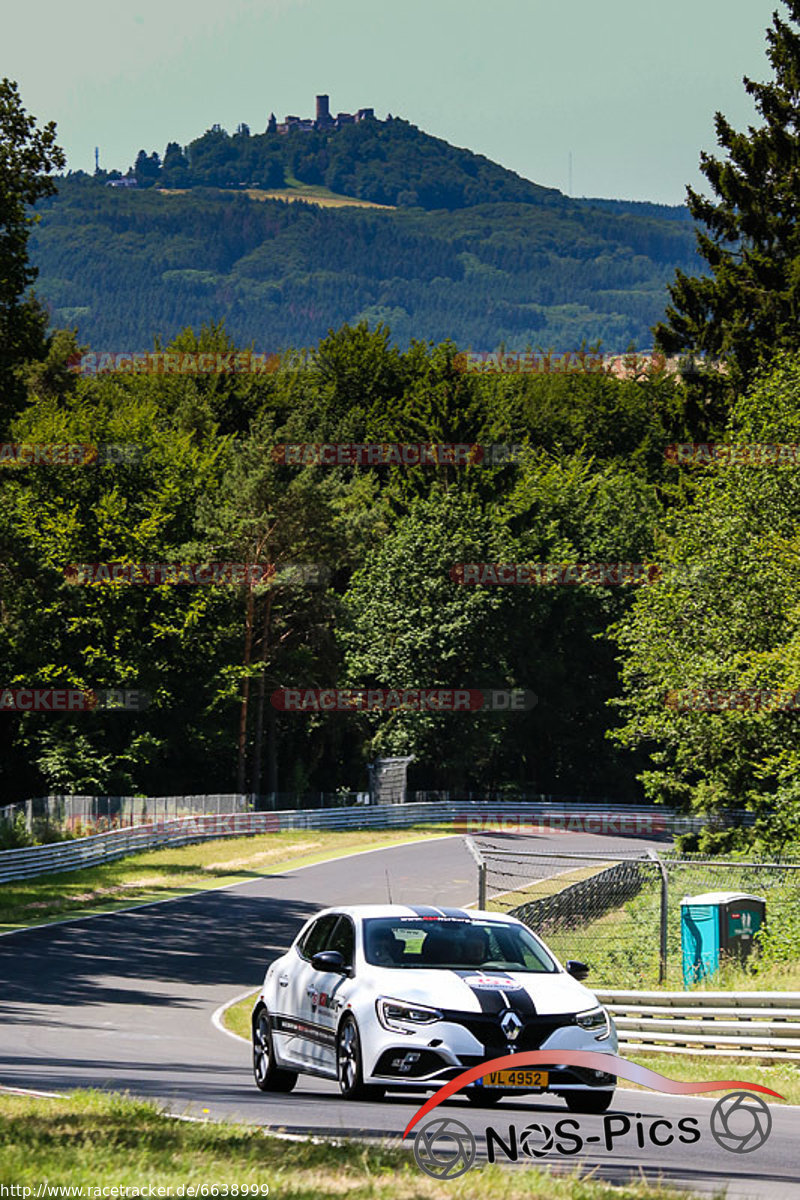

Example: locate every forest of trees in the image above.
[29,175,699,353]
[3,0,800,854]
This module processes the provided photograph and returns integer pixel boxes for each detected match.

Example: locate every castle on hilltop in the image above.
[268,95,375,135]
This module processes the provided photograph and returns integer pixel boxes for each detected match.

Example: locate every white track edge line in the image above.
[211,989,258,1043]
[0,1083,66,1098]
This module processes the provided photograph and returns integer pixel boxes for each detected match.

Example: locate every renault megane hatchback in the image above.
[251,904,617,1110]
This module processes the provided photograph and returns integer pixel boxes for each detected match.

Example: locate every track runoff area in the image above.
[0,824,796,1198]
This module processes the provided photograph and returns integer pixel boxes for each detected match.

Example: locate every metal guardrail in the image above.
[0,800,701,884]
[596,989,800,1061]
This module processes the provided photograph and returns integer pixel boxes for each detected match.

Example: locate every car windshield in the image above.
[362,917,558,972]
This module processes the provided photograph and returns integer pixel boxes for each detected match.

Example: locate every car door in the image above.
[299,913,355,1074]
[276,913,338,1069]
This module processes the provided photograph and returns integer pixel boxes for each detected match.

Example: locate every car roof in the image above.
[311,904,521,924]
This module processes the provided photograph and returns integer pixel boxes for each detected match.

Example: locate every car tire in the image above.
[563,1089,615,1114]
[252,1007,297,1093]
[336,1014,383,1101]
[466,1089,505,1106]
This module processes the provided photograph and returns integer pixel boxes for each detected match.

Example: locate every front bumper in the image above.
[366,1011,617,1091]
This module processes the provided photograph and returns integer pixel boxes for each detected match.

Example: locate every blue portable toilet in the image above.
[681,892,766,986]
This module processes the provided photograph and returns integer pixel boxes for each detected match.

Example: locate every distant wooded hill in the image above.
[30,116,700,350]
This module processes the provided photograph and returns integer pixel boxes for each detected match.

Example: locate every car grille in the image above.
[441,1011,575,1054]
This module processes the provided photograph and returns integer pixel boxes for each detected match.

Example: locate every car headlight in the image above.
[576,1005,610,1039]
[376,997,443,1033]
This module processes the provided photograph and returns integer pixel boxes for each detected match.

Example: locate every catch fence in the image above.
[0,791,371,838]
[470,840,800,989]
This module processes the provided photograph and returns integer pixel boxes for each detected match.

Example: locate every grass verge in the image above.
[0,826,454,933]
[624,1052,796,1105]
[0,1090,699,1198]
[222,991,259,1040]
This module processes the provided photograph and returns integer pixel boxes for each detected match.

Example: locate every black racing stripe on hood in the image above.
[452,969,537,1016]
[407,905,444,918]
[438,907,470,919]
[452,970,503,1013]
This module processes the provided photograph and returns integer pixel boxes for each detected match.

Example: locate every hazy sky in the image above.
[4,0,780,205]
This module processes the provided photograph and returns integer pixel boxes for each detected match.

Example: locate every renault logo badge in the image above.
[500,1009,522,1041]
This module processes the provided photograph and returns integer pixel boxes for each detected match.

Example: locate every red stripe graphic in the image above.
[402,1049,784,1138]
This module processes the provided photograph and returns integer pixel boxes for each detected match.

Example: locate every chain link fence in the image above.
[0,790,373,843]
[471,839,800,989]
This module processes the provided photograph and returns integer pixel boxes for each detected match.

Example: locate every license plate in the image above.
[479,1069,549,1089]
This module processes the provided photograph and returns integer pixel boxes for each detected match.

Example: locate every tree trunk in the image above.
[252,590,273,798]
[236,585,255,793]
[267,705,278,797]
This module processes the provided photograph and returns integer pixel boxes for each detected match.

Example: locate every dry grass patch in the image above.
[202,841,325,871]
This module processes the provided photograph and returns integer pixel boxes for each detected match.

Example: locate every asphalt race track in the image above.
[1,831,797,1198]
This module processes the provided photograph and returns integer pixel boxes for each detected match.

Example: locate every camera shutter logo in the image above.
[519,1121,555,1158]
[710,1092,772,1153]
[413,1117,476,1179]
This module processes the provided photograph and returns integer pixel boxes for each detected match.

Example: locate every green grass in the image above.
[223,991,258,1041]
[624,1053,797,1105]
[0,1090,702,1198]
[0,827,454,932]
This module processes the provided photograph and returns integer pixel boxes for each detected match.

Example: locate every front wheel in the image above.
[253,1008,297,1093]
[336,1015,383,1101]
[563,1090,614,1114]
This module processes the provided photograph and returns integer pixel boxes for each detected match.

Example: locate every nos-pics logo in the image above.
[404,1052,781,1181]
[413,1094,773,1179]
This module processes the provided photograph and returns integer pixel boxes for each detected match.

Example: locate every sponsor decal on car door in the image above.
[300,914,354,1071]
[278,913,338,1067]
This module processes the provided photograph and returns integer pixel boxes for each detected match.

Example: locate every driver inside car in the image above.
[459,926,489,966]
[369,927,403,966]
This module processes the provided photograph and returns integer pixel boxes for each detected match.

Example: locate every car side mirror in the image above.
[311,949,349,974]
[566,959,590,981]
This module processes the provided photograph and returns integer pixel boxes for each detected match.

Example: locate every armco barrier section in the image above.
[0,801,710,884]
[596,989,800,1061]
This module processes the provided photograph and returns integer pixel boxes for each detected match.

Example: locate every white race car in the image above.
[252,904,618,1111]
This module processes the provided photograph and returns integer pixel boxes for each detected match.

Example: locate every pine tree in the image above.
[0,79,65,420]
[655,2,800,384]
